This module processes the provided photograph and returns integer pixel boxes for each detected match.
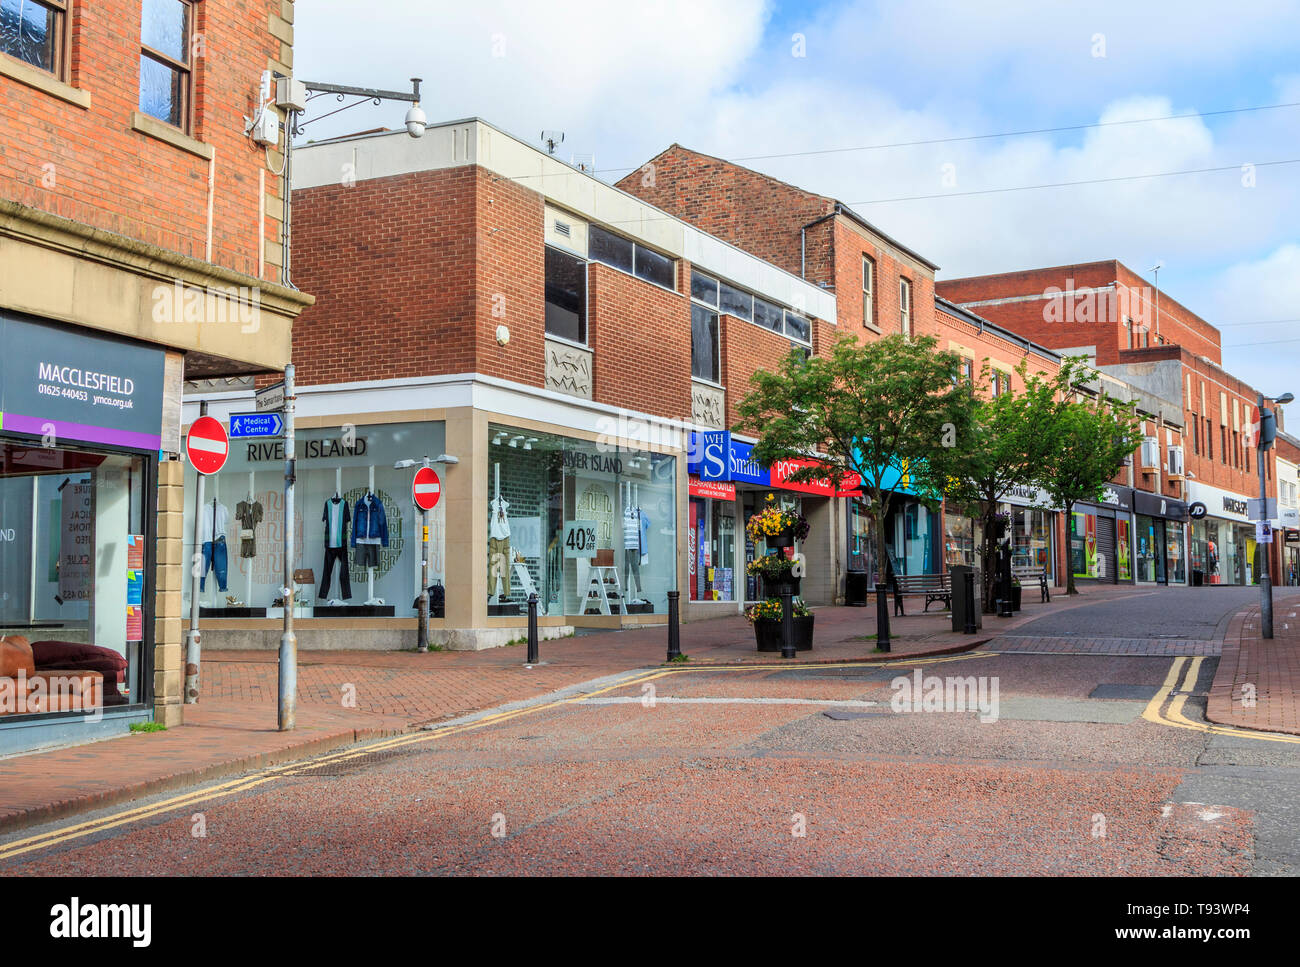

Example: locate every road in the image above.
[4,587,1299,876]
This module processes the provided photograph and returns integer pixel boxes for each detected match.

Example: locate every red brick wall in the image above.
[937,262,1223,366]
[616,145,834,282]
[290,167,480,387]
[0,0,290,281]
[1180,350,1273,497]
[931,306,1060,394]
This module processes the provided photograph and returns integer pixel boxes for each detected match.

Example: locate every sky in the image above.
[295,0,1300,410]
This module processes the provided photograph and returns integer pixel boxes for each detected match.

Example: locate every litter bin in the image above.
[950,565,980,633]
[1192,569,1204,587]
[845,570,870,607]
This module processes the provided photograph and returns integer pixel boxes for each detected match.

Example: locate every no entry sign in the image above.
[412,466,441,510]
[186,416,229,475]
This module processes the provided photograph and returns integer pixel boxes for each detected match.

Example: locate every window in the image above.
[1191,415,1199,455]
[862,257,875,329]
[1,0,65,76]
[991,369,1010,397]
[1221,426,1227,465]
[544,245,586,344]
[690,270,718,306]
[1141,436,1160,468]
[691,304,720,383]
[899,278,912,336]
[1124,316,1134,349]
[139,0,193,131]
[588,224,675,289]
[587,225,633,274]
[1206,418,1213,461]
[753,296,783,334]
[719,282,752,321]
[960,356,974,386]
[784,311,812,345]
[1168,446,1184,476]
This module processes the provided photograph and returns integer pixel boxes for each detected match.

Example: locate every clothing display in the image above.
[624,509,641,551]
[320,546,352,600]
[323,497,350,548]
[352,493,389,547]
[197,501,230,544]
[200,537,228,593]
[488,536,512,596]
[489,496,511,539]
[354,543,380,568]
[235,499,263,559]
[640,512,651,564]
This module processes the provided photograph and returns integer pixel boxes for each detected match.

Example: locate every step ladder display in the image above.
[582,565,623,615]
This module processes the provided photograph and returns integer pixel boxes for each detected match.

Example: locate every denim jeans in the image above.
[201,537,228,592]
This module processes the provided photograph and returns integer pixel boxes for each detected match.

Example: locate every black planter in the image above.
[1011,585,1022,612]
[759,575,801,598]
[754,614,814,652]
[767,529,795,549]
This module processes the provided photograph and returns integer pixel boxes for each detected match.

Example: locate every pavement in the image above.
[1207,590,1300,736]
[0,581,1294,847]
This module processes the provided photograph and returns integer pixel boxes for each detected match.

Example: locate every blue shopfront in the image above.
[687,431,839,605]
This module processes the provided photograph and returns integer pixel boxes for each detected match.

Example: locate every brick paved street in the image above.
[5,586,1300,876]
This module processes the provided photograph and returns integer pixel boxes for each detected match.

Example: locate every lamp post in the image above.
[1257,392,1294,639]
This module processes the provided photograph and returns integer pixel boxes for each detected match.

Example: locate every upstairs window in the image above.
[862,257,875,329]
[691,304,720,384]
[899,277,912,336]
[784,311,811,346]
[544,245,587,344]
[754,296,783,334]
[588,224,675,290]
[690,270,719,306]
[1,0,66,76]
[720,281,752,321]
[139,0,193,131]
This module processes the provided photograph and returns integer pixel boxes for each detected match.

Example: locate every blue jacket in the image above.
[351,494,389,547]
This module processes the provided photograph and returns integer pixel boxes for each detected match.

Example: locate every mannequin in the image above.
[623,482,643,599]
[488,463,511,602]
[198,493,230,598]
[319,490,352,603]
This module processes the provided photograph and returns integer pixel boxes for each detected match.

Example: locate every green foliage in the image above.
[736,333,977,531]
[130,721,167,733]
[667,653,690,663]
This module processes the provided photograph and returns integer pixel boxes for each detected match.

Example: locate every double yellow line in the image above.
[1142,656,1300,745]
[0,651,989,863]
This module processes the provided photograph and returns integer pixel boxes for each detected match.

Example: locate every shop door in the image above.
[1153,519,1167,584]
[1096,517,1117,583]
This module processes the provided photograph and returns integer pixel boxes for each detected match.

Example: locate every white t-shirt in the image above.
[197,502,230,543]
[489,496,511,540]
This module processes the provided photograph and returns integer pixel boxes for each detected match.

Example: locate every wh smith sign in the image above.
[688,431,857,496]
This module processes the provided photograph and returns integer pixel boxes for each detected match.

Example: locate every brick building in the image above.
[618,144,1080,591]
[180,117,847,648]
[1,0,311,751]
[939,261,1285,588]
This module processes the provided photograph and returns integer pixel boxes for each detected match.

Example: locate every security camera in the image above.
[405,103,427,139]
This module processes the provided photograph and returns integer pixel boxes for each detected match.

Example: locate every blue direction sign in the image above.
[229,411,284,438]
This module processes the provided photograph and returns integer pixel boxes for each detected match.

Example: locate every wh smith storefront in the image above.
[686,430,849,617]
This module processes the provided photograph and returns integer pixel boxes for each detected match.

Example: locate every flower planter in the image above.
[760,575,801,599]
[754,614,814,652]
[767,529,796,549]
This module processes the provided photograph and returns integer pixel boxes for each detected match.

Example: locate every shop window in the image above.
[544,245,587,344]
[1,0,66,76]
[488,425,676,617]
[139,0,193,132]
[1,442,150,716]
[182,422,447,617]
[691,304,720,383]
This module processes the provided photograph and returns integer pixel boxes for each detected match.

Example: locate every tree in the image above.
[942,357,1089,612]
[735,334,976,644]
[1036,380,1145,595]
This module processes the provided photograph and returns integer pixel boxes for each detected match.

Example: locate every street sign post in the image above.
[412,466,441,510]
[229,411,284,438]
[255,381,285,413]
[186,416,229,476]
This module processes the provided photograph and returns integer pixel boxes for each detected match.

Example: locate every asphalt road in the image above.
[3,589,1299,876]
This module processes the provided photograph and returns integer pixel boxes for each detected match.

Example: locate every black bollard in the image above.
[666,590,681,661]
[780,587,796,659]
[526,593,539,664]
[876,581,892,652]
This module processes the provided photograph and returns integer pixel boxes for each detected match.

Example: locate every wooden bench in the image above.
[1012,565,1051,603]
[891,573,952,616]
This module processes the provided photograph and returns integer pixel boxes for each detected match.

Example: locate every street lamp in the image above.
[396,453,457,652]
[1257,391,1294,639]
[1150,262,1162,344]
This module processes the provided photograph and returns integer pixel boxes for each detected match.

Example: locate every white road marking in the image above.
[579,696,882,707]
